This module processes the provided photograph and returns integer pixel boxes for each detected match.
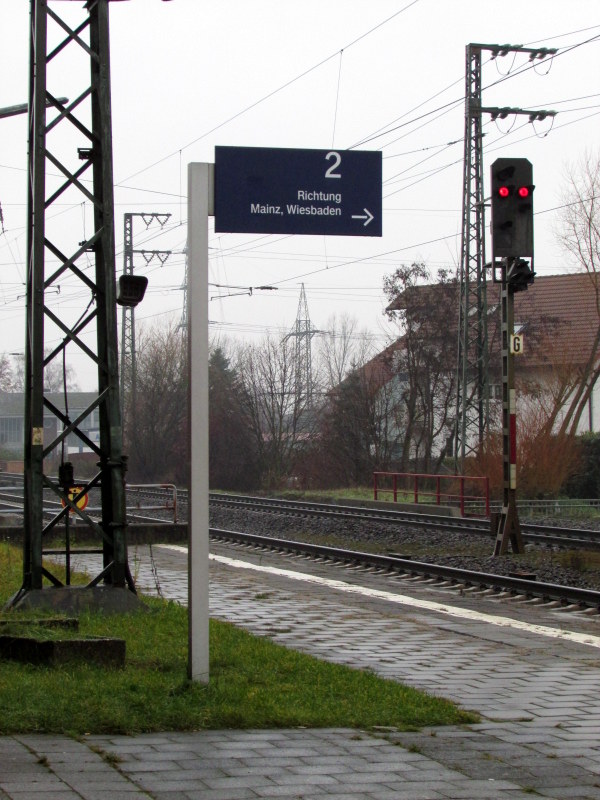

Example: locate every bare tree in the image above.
[559,151,600,289]
[316,313,375,391]
[0,354,15,392]
[8,350,79,393]
[383,263,458,471]
[306,344,401,488]
[234,335,308,488]
[43,356,80,393]
[554,150,600,436]
[125,322,187,483]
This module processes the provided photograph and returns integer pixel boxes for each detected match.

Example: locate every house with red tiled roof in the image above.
[486,273,598,362]
[488,273,600,434]
[379,271,600,464]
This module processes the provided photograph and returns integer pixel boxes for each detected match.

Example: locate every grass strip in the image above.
[0,542,477,735]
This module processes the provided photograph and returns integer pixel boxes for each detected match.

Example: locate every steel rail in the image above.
[2,481,598,550]
[210,527,600,611]
[208,493,600,549]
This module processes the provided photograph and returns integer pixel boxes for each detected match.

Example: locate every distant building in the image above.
[0,391,100,461]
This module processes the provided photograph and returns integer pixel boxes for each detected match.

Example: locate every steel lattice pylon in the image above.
[454,43,557,471]
[13,0,132,605]
[454,43,490,470]
[120,212,135,414]
[284,284,321,409]
[178,246,188,334]
[120,212,171,437]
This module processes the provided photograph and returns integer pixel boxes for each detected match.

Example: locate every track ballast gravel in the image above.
[210,505,600,592]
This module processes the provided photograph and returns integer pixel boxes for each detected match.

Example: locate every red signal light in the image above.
[491,158,534,258]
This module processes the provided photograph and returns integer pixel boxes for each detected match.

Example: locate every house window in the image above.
[0,417,23,445]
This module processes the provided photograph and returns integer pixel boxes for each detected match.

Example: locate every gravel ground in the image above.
[210,506,600,593]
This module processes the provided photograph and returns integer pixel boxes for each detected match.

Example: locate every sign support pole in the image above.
[186,147,380,676]
[187,163,213,682]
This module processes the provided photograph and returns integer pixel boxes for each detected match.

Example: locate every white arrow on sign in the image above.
[351,208,374,226]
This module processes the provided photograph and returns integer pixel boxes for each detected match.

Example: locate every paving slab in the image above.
[2,542,600,799]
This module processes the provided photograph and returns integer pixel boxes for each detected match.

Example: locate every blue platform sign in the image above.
[214,146,382,237]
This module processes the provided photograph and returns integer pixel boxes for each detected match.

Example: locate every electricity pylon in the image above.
[284,284,322,409]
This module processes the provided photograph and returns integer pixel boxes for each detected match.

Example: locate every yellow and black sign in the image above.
[61,486,89,512]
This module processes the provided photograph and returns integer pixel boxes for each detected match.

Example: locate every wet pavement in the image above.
[2,540,600,799]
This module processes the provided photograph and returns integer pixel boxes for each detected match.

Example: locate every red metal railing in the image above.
[373,472,490,518]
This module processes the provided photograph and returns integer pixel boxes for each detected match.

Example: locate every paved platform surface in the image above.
[2,541,600,799]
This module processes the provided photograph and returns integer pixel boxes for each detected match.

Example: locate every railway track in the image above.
[0,481,178,524]
[3,477,600,605]
[210,526,600,613]
[208,492,600,550]
[114,488,600,550]
[2,481,599,550]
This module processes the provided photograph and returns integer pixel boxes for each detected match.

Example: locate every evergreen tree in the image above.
[209,347,258,490]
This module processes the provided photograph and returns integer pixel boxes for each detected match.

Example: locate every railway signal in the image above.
[490,157,537,557]
[491,158,534,259]
[506,257,535,293]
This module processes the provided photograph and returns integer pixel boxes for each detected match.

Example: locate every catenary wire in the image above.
[115,1,421,186]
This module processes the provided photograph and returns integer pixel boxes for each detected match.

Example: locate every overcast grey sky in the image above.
[1,1,599,387]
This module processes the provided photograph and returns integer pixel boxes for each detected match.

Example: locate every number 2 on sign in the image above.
[325,151,341,179]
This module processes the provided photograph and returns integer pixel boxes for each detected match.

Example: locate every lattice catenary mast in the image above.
[11,0,172,609]
[454,42,556,471]
[120,212,171,427]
